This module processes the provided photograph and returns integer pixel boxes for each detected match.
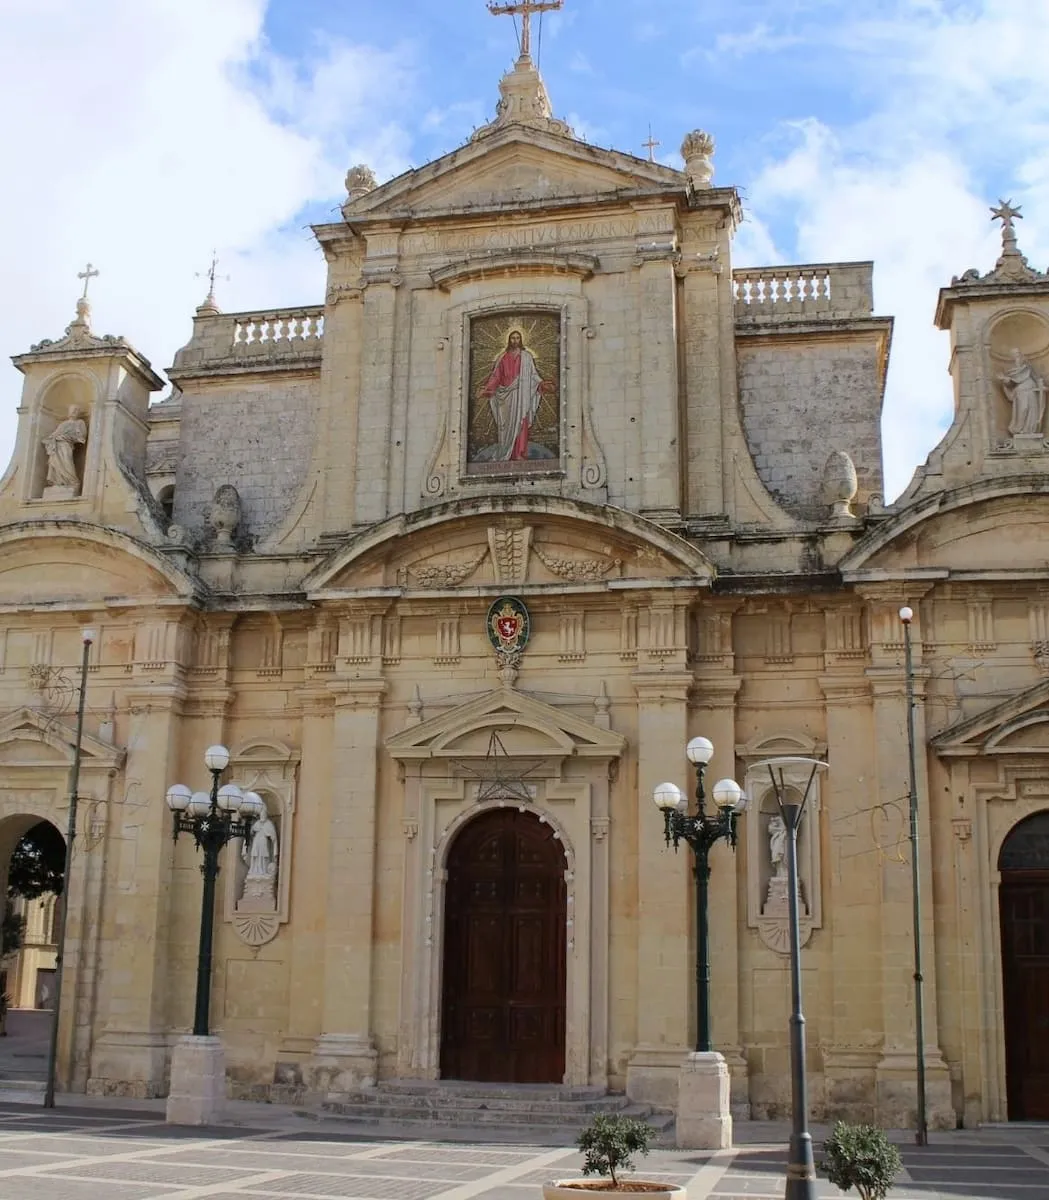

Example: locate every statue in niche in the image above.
[768,814,787,877]
[244,808,278,881]
[999,348,1046,437]
[42,405,88,491]
[237,799,279,911]
[764,811,806,915]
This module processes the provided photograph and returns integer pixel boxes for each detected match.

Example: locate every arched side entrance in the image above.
[440,807,567,1084]
[999,810,1049,1119]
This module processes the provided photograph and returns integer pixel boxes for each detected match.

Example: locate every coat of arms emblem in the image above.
[486,596,530,655]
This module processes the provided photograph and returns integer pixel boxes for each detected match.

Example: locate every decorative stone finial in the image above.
[195,251,225,315]
[208,484,242,551]
[952,199,1048,286]
[345,165,377,201]
[821,450,859,520]
[472,54,573,142]
[681,130,715,189]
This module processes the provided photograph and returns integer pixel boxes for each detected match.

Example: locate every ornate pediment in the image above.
[0,707,124,770]
[385,686,625,763]
[0,524,199,606]
[341,128,684,222]
[304,502,715,597]
[841,481,1049,581]
[933,678,1049,758]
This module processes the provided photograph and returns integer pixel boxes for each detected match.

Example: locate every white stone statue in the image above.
[1000,348,1046,437]
[244,810,278,879]
[768,814,788,877]
[42,405,88,491]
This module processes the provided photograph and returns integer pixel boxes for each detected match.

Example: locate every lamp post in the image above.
[899,605,929,1146]
[43,626,95,1109]
[754,756,828,1200]
[653,736,746,1053]
[165,747,264,1037]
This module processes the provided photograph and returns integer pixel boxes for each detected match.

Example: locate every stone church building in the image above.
[2,32,1049,1130]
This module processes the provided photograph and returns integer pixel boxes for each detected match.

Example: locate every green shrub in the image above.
[577,1113,655,1188]
[820,1121,902,1200]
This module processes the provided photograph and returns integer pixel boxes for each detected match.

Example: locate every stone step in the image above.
[322,1092,636,1116]
[375,1081,609,1101]
[320,1101,656,1126]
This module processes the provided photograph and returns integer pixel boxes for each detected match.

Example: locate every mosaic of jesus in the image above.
[467,312,561,473]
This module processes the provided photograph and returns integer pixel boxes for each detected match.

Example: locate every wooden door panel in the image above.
[1001,877,1049,1119]
[440,808,566,1083]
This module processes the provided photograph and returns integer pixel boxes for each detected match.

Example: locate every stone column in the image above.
[627,670,693,1107]
[864,591,953,1129]
[635,238,682,521]
[87,682,186,1097]
[307,674,386,1095]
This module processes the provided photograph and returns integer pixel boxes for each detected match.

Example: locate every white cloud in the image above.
[738,1,1049,499]
[0,0,416,470]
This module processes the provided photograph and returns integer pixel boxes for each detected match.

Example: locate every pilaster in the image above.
[627,670,693,1107]
[87,681,187,1098]
[635,240,681,520]
[353,255,402,525]
[864,592,953,1128]
[306,675,387,1095]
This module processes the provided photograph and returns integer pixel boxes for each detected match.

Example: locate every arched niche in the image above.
[985,309,1049,444]
[29,373,96,500]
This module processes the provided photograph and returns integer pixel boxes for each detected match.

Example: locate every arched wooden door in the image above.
[999,811,1049,1119]
[440,807,567,1084]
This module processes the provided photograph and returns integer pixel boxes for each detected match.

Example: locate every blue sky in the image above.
[3,1,1049,499]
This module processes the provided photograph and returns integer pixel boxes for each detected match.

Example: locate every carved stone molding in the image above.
[534,545,621,584]
[422,411,448,499]
[232,912,280,947]
[488,523,532,587]
[398,549,488,589]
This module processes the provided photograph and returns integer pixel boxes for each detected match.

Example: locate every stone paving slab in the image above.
[0,1100,1048,1198]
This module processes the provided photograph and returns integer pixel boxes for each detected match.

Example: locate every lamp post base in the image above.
[166,1036,226,1126]
[676,1051,732,1149]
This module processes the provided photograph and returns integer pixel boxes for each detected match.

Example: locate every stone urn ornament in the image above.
[209,484,242,550]
[543,1114,685,1197]
[821,449,859,519]
[681,130,715,190]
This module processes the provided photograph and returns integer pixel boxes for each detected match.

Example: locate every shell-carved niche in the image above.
[739,735,825,956]
[223,739,299,946]
[986,310,1049,448]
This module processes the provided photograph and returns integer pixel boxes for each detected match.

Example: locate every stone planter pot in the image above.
[543,1183,686,1197]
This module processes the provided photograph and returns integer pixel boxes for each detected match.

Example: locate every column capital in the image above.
[690,674,742,707]
[329,678,388,709]
[123,682,187,715]
[631,671,694,704]
[818,675,871,704]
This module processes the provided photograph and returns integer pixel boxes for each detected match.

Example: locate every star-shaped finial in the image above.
[991,198,1023,228]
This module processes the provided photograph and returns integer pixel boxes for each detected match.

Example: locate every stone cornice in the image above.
[430,249,598,291]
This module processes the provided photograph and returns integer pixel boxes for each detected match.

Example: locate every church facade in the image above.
[2,40,1049,1130]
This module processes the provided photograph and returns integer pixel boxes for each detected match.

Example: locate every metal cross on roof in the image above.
[487,0,563,58]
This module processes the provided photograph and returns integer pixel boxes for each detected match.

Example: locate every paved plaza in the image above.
[0,1101,1047,1200]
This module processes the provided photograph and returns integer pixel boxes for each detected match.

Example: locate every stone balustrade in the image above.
[231,308,325,353]
[732,262,874,322]
[169,306,325,378]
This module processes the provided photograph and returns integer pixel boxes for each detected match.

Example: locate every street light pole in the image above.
[44,627,95,1110]
[165,747,264,1038]
[899,605,929,1146]
[756,756,828,1200]
[654,737,746,1053]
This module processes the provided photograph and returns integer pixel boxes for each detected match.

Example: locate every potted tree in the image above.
[820,1121,903,1200]
[544,1113,686,1196]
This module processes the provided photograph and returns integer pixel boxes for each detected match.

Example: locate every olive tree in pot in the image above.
[820,1122,903,1200]
[543,1113,686,1197]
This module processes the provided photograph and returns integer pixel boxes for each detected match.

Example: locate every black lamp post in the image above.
[44,626,95,1109]
[756,755,828,1200]
[165,746,263,1037]
[653,736,745,1053]
[899,605,929,1146]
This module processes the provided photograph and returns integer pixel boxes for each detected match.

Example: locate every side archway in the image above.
[439,806,568,1084]
[998,810,1049,1119]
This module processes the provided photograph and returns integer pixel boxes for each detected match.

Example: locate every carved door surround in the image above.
[386,686,624,1087]
[933,677,1049,1122]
